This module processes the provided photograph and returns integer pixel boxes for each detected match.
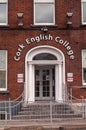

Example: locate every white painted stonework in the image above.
[25,46,65,103]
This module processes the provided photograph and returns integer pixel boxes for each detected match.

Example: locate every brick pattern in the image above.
[0,0,85,100]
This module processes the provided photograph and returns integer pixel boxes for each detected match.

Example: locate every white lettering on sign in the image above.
[67,73,73,78]
[26,34,53,44]
[14,34,75,61]
[67,77,73,82]
[55,37,74,59]
[14,44,25,61]
[17,74,23,78]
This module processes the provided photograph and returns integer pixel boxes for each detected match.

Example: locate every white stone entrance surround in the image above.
[25,46,65,103]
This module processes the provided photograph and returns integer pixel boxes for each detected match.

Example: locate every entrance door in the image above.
[35,66,55,100]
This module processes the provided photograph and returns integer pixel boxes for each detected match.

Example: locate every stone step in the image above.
[24,104,71,109]
[12,102,82,120]
[21,107,72,111]
[18,109,74,115]
[21,104,73,112]
[4,126,60,130]
[12,113,82,120]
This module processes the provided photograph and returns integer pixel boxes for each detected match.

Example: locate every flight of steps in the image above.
[12,102,82,120]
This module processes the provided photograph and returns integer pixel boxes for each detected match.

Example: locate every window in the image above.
[33,53,57,60]
[34,0,55,25]
[0,50,7,90]
[82,50,86,85]
[0,0,8,25]
[0,111,7,120]
[82,0,86,24]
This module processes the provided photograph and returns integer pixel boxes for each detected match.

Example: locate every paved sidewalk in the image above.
[0,119,86,127]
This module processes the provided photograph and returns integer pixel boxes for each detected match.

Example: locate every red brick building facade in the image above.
[0,0,86,102]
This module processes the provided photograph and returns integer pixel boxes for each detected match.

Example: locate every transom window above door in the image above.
[34,0,55,25]
[33,53,57,60]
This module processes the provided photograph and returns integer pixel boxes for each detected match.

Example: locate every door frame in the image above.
[25,46,65,103]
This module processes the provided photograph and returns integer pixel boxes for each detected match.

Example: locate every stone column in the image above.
[55,64,59,101]
[28,64,35,102]
[58,63,63,102]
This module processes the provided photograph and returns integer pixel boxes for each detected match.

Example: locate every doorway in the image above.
[25,46,65,102]
[35,65,55,100]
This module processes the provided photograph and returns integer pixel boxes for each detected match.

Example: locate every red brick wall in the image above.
[0,0,86,100]
[8,0,81,28]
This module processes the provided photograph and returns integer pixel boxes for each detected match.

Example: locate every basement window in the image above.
[0,111,7,120]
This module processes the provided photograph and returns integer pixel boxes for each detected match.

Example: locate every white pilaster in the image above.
[55,65,59,101]
[28,64,35,102]
[25,46,65,103]
[58,63,63,102]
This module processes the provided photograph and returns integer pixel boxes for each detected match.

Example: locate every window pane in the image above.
[35,0,54,3]
[33,53,57,60]
[35,3,54,24]
[0,0,7,2]
[0,50,6,70]
[0,4,6,23]
[82,50,86,84]
[83,2,86,22]
[0,71,6,88]
[0,50,7,90]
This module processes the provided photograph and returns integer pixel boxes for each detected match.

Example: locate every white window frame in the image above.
[34,0,55,25]
[81,0,86,25]
[0,0,8,25]
[0,50,7,91]
[82,50,86,86]
[0,111,7,120]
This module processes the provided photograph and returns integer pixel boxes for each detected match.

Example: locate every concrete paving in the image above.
[0,119,86,128]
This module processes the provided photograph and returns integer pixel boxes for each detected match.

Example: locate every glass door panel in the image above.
[43,81,50,97]
[35,70,40,97]
[35,66,55,100]
[35,81,40,97]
